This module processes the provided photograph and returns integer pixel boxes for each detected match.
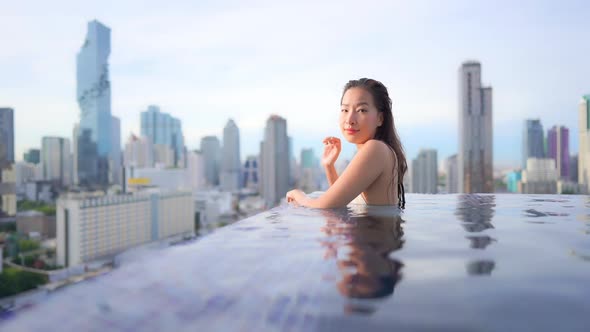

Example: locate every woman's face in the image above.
[340,87,383,144]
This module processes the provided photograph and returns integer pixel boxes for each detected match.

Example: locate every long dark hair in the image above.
[342,78,407,209]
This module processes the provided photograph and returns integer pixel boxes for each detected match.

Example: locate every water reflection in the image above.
[465,235,497,249]
[318,207,404,303]
[455,194,496,232]
[456,195,497,276]
[466,260,496,276]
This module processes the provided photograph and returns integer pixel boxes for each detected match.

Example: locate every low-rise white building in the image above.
[57,191,194,267]
[194,190,233,226]
[519,158,558,194]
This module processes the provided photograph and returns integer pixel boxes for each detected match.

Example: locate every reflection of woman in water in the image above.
[320,210,404,299]
[286,78,407,209]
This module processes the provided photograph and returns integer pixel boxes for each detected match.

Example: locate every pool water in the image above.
[3,194,589,331]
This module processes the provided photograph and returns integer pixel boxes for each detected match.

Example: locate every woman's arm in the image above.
[324,164,339,186]
[288,140,388,208]
[321,137,341,187]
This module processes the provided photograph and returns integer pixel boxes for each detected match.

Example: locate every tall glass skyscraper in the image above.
[522,119,545,169]
[0,107,15,217]
[200,136,221,187]
[411,149,438,194]
[140,105,184,167]
[458,61,493,193]
[221,119,241,192]
[300,148,315,169]
[76,20,112,187]
[42,137,71,187]
[261,115,289,207]
[0,108,14,167]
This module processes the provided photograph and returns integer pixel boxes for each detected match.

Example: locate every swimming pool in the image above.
[2,194,589,331]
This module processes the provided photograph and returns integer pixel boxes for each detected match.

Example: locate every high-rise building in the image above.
[458,61,493,193]
[580,95,590,192]
[76,20,112,187]
[42,137,72,187]
[23,149,41,165]
[411,149,438,194]
[0,108,15,217]
[57,191,194,267]
[261,115,289,207]
[200,136,221,187]
[0,108,14,166]
[221,119,241,192]
[110,116,122,185]
[153,144,175,168]
[140,105,184,167]
[299,148,320,193]
[445,154,458,193]
[300,148,316,169]
[570,154,578,183]
[124,134,154,168]
[288,137,297,187]
[14,162,38,196]
[187,151,205,192]
[547,126,570,180]
[72,124,79,185]
[522,119,545,169]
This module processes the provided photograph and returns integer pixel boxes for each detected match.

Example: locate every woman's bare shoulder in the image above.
[364,139,398,168]
[363,139,390,154]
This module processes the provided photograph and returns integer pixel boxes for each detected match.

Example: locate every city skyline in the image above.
[2,1,590,168]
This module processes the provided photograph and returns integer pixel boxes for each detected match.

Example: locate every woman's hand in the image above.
[321,136,341,167]
[286,189,309,206]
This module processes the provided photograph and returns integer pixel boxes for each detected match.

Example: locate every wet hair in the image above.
[341,78,407,209]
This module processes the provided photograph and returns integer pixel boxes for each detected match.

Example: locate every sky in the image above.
[1,0,589,170]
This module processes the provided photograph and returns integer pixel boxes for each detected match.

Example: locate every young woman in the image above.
[286,78,407,209]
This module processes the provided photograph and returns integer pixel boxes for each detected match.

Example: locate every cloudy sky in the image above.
[2,0,589,169]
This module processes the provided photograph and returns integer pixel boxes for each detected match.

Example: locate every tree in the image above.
[0,267,48,298]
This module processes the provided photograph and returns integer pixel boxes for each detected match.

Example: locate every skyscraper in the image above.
[299,148,319,193]
[110,116,122,185]
[411,149,438,194]
[221,119,241,192]
[570,154,578,183]
[140,105,184,167]
[42,137,71,187]
[445,154,458,193]
[522,119,545,169]
[579,95,590,192]
[124,134,154,168]
[300,148,316,169]
[288,136,297,186]
[0,108,15,217]
[458,61,493,193]
[547,125,570,180]
[0,108,14,166]
[76,20,112,187]
[261,115,289,207]
[200,136,221,187]
[187,150,205,192]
